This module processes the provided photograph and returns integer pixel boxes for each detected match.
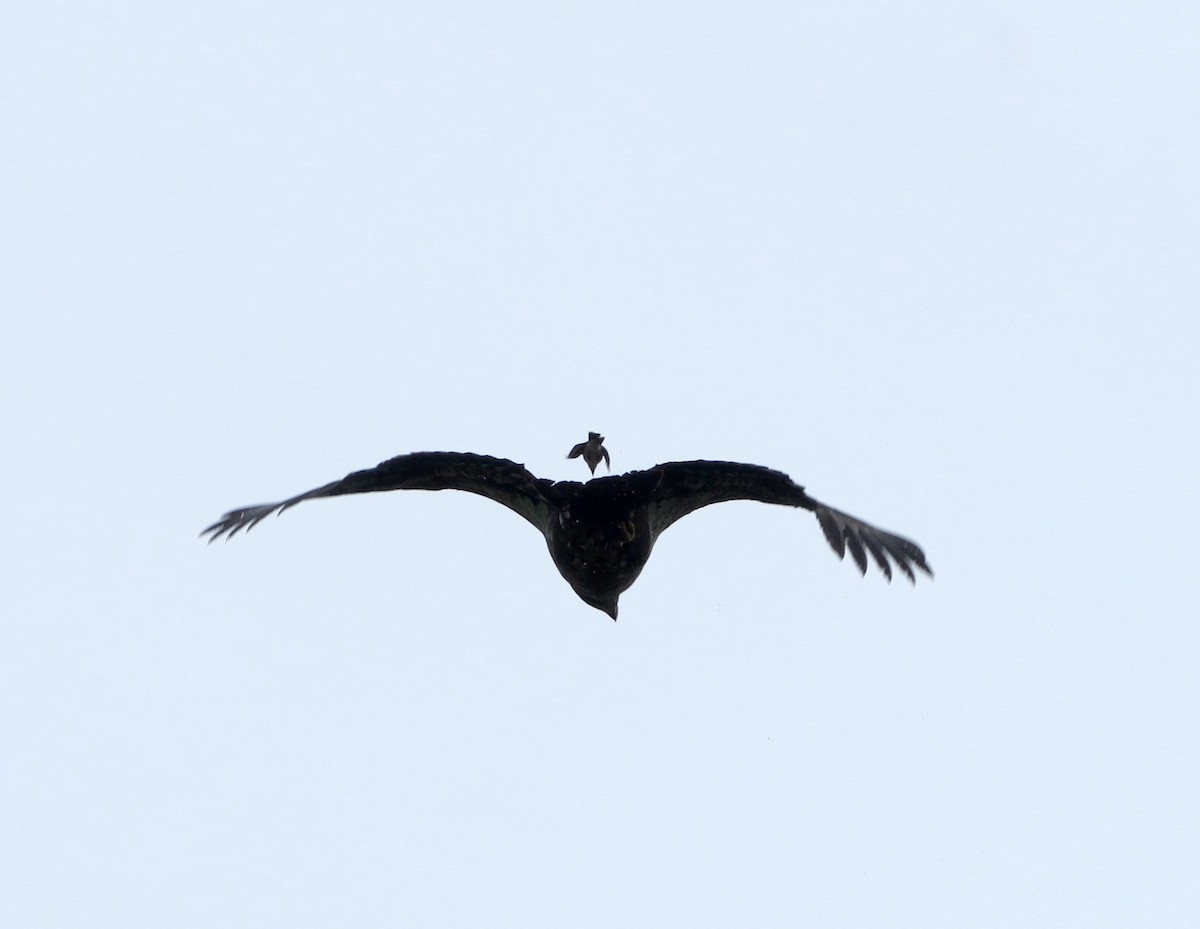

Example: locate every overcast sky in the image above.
[3,2,1198,926]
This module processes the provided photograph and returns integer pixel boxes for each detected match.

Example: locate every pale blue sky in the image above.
[3,2,1198,926]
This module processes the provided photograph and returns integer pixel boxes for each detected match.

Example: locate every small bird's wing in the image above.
[645,460,932,582]
[567,442,587,459]
[202,452,556,542]
[600,446,610,470]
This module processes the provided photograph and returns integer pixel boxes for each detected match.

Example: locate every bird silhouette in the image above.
[567,432,610,474]
[202,442,932,619]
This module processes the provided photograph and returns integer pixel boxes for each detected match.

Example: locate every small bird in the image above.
[202,439,932,620]
[567,432,610,474]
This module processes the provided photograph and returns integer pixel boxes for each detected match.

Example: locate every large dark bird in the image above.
[202,444,931,619]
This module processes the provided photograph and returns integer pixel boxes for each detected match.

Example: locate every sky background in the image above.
[3,1,1198,926]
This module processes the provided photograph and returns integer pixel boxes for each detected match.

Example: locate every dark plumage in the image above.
[567,432,610,474]
[202,448,932,620]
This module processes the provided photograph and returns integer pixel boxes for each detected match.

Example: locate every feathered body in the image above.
[203,449,931,620]
[566,432,610,474]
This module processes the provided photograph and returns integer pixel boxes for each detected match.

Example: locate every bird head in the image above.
[576,589,619,620]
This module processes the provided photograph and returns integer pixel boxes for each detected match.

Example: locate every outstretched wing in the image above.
[806,499,932,583]
[567,441,587,459]
[202,451,555,542]
[644,460,932,582]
